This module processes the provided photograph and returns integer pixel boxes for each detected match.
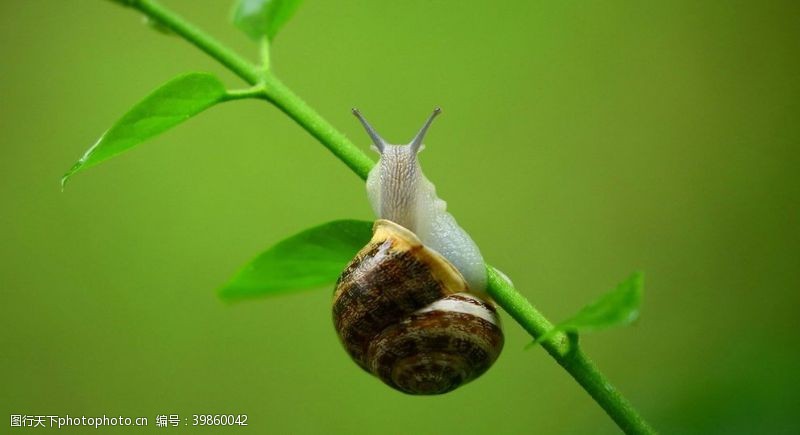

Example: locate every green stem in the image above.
[133,0,373,180]
[486,268,655,434]
[261,74,374,180]
[134,0,261,84]
[223,85,267,102]
[120,1,654,433]
[259,36,271,74]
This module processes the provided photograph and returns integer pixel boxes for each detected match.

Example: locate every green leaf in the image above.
[219,220,373,300]
[62,72,226,187]
[559,272,644,332]
[531,272,644,347]
[232,0,303,41]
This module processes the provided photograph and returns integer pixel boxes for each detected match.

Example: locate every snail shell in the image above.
[333,219,503,395]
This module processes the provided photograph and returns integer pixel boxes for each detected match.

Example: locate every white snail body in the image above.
[364,108,487,293]
[333,109,503,395]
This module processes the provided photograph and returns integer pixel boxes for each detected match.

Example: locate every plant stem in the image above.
[260,74,374,180]
[259,36,271,74]
[135,0,261,84]
[122,1,654,432]
[223,85,267,102]
[486,268,655,434]
[134,0,374,180]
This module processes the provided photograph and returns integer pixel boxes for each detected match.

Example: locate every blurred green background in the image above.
[1,1,798,433]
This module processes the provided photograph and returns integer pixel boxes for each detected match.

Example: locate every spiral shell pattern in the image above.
[333,220,503,395]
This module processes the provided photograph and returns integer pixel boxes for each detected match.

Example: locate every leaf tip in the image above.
[628,271,646,302]
[216,281,239,301]
[216,289,237,303]
[60,163,82,190]
[631,270,645,286]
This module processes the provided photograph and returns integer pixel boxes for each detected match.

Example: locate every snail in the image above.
[332,108,504,395]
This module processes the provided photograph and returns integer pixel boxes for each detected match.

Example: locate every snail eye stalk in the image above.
[409,107,441,153]
[352,108,387,153]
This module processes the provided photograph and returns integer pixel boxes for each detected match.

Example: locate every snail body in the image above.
[332,109,503,395]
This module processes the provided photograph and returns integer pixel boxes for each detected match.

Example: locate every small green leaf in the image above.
[232,0,303,41]
[531,272,644,347]
[559,272,644,332]
[62,72,226,187]
[219,220,373,300]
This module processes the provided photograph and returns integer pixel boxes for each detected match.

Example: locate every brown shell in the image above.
[332,219,504,395]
